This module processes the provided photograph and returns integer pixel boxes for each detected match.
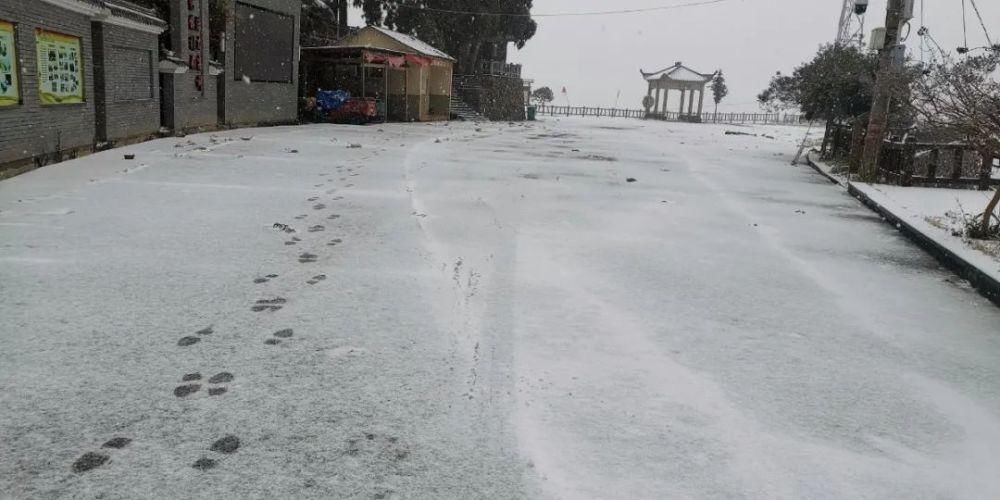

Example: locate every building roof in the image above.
[367,26,455,61]
[641,62,714,83]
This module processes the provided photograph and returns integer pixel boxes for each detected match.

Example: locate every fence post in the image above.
[928,148,939,181]
[952,148,963,180]
[979,151,993,191]
[901,143,916,186]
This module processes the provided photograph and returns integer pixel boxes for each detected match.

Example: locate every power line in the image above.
[391,0,736,18]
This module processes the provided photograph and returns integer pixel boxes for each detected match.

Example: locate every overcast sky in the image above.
[351,0,998,112]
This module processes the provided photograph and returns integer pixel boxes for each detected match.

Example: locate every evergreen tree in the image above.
[352,0,537,73]
[710,70,728,115]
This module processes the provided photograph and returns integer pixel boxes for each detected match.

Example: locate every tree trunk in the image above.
[820,117,834,156]
[983,187,1000,235]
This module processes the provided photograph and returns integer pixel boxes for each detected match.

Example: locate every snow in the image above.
[808,156,1000,280]
[851,183,1000,278]
[370,27,454,61]
[3,118,1000,499]
[643,63,713,82]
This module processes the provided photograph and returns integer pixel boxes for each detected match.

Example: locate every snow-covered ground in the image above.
[853,183,1000,271]
[809,156,1000,279]
[3,117,1000,499]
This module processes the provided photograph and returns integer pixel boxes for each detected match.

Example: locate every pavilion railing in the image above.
[533,105,809,125]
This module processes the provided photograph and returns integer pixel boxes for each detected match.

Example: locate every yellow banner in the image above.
[0,20,19,106]
[35,29,83,105]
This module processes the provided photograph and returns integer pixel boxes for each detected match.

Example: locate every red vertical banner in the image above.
[187,0,204,94]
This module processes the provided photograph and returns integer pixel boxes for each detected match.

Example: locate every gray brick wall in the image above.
[162,71,218,130]
[0,0,96,165]
[96,24,160,142]
[221,0,299,127]
[161,0,218,131]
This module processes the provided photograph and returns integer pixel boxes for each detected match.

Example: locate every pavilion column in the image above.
[678,89,686,116]
[661,88,669,114]
[697,88,705,118]
[687,88,695,115]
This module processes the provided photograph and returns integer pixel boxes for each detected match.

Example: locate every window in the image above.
[233,3,294,83]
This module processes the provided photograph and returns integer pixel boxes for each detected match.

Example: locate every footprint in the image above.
[327,239,343,247]
[333,196,344,201]
[71,437,133,473]
[174,384,201,397]
[313,204,326,210]
[299,253,318,264]
[175,372,233,398]
[265,274,279,279]
[211,435,240,454]
[254,277,270,284]
[102,437,132,449]
[308,225,325,233]
[306,274,327,285]
[266,328,294,345]
[294,214,308,220]
[327,214,341,220]
[196,327,213,336]
[193,435,241,470]
[308,197,319,202]
[252,297,285,312]
[178,336,201,347]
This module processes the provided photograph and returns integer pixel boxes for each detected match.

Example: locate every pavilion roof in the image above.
[641,62,714,83]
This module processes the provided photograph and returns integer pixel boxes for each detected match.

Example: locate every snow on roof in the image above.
[369,26,454,61]
[642,62,713,82]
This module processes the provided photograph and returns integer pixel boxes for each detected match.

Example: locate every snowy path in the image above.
[2,118,1000,499]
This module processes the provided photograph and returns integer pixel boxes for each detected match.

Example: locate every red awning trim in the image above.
[362,50,406,68]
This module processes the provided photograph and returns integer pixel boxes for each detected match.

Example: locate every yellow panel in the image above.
[0,20,19,106]
[35,29,84,105]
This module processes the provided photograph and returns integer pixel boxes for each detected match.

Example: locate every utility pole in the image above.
[858,0,907,182]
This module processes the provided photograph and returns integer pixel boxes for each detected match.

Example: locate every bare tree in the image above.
[910,52,1000,235]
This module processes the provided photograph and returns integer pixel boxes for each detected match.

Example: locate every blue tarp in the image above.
[316,89,350,111]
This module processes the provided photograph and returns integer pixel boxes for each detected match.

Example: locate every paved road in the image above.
[2,118,999,499]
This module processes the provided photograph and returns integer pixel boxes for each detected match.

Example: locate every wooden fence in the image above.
[533,104,808,125]
[880,142,1000,190]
